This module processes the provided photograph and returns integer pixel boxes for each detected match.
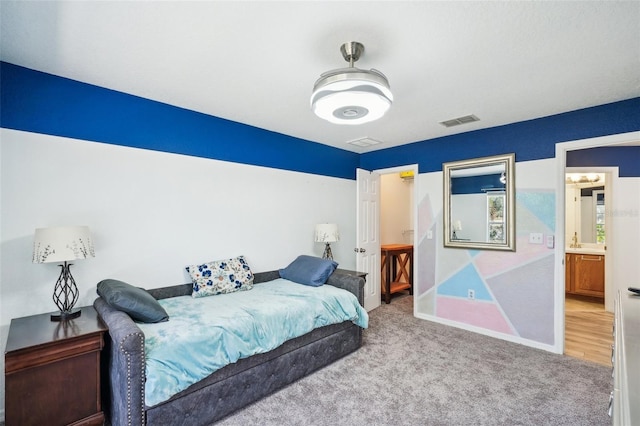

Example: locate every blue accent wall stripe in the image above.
[0,62,359,180]
[451,174,504,194]
[360,98,640,173]
[2,62,639,179]
[567,146,640,177]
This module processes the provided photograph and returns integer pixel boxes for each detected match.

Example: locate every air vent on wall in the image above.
[346,137,382,147]
[439,114,480,128]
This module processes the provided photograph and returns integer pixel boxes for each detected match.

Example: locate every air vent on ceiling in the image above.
[439,114,480,128]
[346,137,383,147]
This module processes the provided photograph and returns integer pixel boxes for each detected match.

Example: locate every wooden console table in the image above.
[381,244,413,304]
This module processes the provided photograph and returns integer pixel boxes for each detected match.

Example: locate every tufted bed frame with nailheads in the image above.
[93,270,365,426]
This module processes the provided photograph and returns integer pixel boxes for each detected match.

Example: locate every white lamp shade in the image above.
[33,226,95,263]
[315,224,340,243]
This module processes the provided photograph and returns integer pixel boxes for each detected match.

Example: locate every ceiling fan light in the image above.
[310,42,392,125]
[311,86,392,125]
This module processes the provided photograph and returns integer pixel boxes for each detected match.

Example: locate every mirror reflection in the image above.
[565,173,606,246]
[443,153,515,251]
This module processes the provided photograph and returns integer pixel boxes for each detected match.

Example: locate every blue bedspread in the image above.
[138,278,368,406]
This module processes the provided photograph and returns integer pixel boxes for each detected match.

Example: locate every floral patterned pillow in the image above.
[186,255,254,298]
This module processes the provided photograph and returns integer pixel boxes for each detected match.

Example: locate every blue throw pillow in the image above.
[279,255,338,287]
[97,279,169,323]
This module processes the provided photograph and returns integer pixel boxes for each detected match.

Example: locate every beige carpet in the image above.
[217,295,611,426]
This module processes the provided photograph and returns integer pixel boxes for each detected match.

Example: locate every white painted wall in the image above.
[0,128,357,417]
[416,158,561,352]
[606,174,640,309]
[449,194,486,241]
[380,173,413,244]
[565,185,580,243]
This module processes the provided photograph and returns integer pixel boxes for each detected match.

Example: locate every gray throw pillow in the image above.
[97,279,169,323]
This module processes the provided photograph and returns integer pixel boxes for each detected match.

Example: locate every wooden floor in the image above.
[564,295,613,366]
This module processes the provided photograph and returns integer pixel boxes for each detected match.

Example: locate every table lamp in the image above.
[33,226,95,321]
[315,223,339,260]
[453,220,462,240]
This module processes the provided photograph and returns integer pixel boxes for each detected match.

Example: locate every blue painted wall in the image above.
[567,146,640,177]
[451,174,504,194]
[0,62,359,180]
[361,98,640,173]
[2,62,639,178]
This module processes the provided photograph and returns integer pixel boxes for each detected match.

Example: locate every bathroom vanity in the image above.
[565,247,605,298]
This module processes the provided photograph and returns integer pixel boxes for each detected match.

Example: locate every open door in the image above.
[356,168,381,311]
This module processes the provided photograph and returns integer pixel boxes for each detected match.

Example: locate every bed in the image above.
[93,267,367,425]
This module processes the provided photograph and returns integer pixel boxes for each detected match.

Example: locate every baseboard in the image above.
[414,312,561,354]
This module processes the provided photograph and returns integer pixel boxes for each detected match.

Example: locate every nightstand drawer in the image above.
[5,333,103,373]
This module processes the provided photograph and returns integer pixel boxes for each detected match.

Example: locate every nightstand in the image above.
[4,306,107,426]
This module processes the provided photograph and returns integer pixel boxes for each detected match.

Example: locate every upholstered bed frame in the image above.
[93,270,365,425]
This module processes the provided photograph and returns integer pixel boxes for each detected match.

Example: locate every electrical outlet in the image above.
[529,233,543,244]
[467,289,475,300]
[427,230,433,240]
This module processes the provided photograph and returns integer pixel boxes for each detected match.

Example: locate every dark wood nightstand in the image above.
[4,306,107,426]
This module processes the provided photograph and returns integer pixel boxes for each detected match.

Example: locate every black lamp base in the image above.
[51,308,82,322]
[322,243,334,260]
[50,261,81,322]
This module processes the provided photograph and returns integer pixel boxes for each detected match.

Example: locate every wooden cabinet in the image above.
[4,306,107,426]
[565,252,605,298]
[565,253,572,293]
[381,244,413,304]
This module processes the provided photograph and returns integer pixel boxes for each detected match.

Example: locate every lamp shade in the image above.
[33,226,95,264]
[315,224,340,243]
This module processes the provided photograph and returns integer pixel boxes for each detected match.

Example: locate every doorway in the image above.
[564,170,610,300]
[356,164,418,312]
[380,170,415,304]
[554,130,640,355]
[564,168,613,364]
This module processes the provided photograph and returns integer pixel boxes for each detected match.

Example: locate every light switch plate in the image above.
[546,235,555,248]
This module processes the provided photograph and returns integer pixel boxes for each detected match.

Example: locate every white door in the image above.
[356,168,381,311]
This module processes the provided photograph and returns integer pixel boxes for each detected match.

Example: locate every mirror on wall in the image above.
[565,173,606,246]
[443,153,516,251]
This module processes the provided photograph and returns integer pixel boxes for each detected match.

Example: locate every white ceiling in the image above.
[2,1,639,153]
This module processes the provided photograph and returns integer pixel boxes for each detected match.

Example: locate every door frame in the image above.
[372,164,419,313]
[554,130,640,354]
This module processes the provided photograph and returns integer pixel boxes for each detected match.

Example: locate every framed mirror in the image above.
[443,153,515,251]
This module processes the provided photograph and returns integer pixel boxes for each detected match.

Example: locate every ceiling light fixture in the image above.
[566,174,601,184]
[311,42,393,125]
